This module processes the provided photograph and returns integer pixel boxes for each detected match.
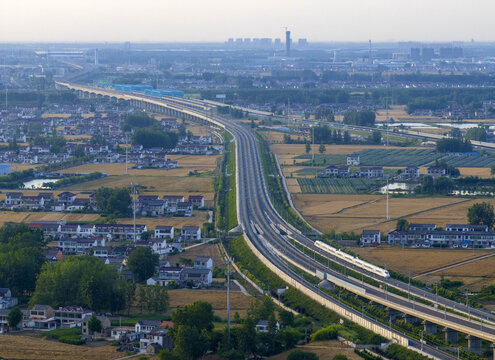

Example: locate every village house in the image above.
[404,166,420,179]
[140,330,174,354]
[322,165,350,177]
[359,167,384,178]
[347,154,360,166]
[360,230,381,245]
[81,314,111,337]
[135,320,161,334]
[154,225,174,239]
[54,306,93,325]
[427,166,447,178]
[0,288,18,310]
[181,226,201,241]
[194,256,213,270]
[188,195,205,208]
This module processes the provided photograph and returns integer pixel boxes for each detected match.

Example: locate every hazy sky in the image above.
[2,0,494,43]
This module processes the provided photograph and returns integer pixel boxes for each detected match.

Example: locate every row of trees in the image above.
[0,224,46,297]
[160,298,305,360]
[435,138,473,153]
[29,256,128,312]
[311,127,351,144]
[342,110,376,127]
[132,127,179,149]
[95,187,132,217]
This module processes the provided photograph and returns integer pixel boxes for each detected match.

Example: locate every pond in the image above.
[22,179,57,189]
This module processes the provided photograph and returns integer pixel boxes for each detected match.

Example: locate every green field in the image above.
[297,177,385,194]
[297,148,495,168]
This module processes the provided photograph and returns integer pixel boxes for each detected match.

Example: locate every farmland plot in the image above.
[298,177,384,194]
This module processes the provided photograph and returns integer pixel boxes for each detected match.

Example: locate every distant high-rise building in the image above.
[422,47,434,61]
[439,47,453,58]
[410,47,421,60]
[453,47,463,58]
[274,38,281,50]
[297,38,308,48]
[285,30,291,56]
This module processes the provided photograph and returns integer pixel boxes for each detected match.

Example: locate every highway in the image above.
[58,82,494,358]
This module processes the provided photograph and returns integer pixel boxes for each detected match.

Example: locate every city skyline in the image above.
[2,0,495,43]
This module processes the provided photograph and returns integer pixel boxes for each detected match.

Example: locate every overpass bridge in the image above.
[57,81,495,358]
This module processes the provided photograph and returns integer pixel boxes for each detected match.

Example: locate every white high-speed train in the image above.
[314,241,390,279]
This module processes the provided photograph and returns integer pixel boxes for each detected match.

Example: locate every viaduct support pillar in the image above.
[403,314,418,325]
[467,335,482,355]
[443,328,458,344]
[423,320,437,335]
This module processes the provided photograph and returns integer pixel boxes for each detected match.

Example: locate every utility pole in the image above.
[312,126,315,164]
[287,98,290,128]
[125,133,129,175]
[131,182,138,242]
[227,258,231,343]
[386,177,390,220]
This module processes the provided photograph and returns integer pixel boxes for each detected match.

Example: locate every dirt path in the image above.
[414,252,495,279]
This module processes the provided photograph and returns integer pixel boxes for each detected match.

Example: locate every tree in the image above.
[173,325,209,360]
[491,166,495,176]
[127,247,159,283]
[73,145,86,158]
[333,356,348,360]
[318,144,326,154]
[140,231,152,241]
[95,187,131,217]
[466,127,487,142]
[368,130,382,144]
[88,313,102,334]
[343,131,351,144]
[396,219,409,231]
[278,309,294,328]
[172,301,214,332]
[343,110,375,127]
[30,256,124,312]
[468,202,495,230]
[305,141,311,154]
[123,281,136,315]
[132,128,178,149]
[0,224,46,297]
[7,307,22,330]
[287,350,319,360]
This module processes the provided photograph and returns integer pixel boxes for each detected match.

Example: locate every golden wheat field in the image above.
[168,289,254,319]
[0,334,121,360]
[419,255,495,291]
[352,246,490,277]
[291,193,488,234]
[269,341,361,360]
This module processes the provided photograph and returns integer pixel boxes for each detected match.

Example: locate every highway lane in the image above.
[229,120,460,359]
[59,83,483,357]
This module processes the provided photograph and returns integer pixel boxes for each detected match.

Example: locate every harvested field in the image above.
[118,211,208,229]
[420,254,495,291]
[167,243,225,270]
[168,289,254,319]
[271,144,426,165]
[375,105,441,123]
[58,155,219,176]
[352,246,490,278]
[0,334,120,360]
[0,211,102,226]
[291,194,473,234]
[269,341,361,360]
[61,174,213,193]
[458,167,492,178]
[286,178,301,193]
